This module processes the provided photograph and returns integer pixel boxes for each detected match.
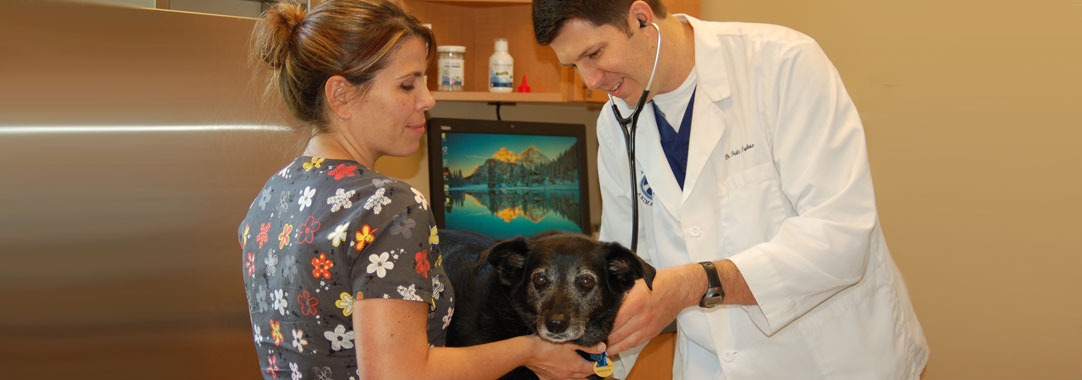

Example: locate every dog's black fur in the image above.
[440,229,656,380]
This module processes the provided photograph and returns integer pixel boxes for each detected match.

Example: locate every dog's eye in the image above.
[532,274,548,287]
[578,276,594,289]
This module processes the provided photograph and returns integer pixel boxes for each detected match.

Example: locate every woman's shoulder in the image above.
[354,169,428,209]
[282,157,402,189]
[301,158,431,218]
[358,179,432,226]
[258,156,429,217]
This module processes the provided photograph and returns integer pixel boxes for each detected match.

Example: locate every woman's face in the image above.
[345,36,435,164]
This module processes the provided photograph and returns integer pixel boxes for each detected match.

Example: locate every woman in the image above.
[238,1,604,379]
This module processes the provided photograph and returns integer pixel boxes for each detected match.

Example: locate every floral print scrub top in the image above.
[238,156,453,380]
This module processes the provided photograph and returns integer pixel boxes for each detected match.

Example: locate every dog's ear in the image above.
[528,229,565,240]
[482,236,530,286]
[603,242,656,292]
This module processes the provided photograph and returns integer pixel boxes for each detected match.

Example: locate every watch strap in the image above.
[698,261,725,308]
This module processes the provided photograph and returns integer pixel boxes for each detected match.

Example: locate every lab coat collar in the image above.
[677,14,731,103]
[675,14,731,203]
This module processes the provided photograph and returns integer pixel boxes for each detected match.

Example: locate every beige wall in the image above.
[702,0,1082,378]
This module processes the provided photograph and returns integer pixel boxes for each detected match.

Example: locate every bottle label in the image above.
[439,57,464,88]
[489,62,513,89]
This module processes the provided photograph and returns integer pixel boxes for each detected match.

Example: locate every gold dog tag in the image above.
[594,360,614,377]
[592,352,614,377]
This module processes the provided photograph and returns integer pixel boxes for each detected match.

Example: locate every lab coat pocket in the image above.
[719,162,794,254]
[796,277,907,378]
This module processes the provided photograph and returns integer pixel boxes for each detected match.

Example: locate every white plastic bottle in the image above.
[488,38,513,93]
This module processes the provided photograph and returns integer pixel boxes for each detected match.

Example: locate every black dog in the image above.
[440,229,656,380]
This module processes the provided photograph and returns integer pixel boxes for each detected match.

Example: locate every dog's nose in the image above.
[545,314,568,334]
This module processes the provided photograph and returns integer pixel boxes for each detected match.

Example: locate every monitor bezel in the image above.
[425,117,592,238]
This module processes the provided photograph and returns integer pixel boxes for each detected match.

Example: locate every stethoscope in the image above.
[608,21,661,253]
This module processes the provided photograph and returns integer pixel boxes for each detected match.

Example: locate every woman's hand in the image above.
[523,335,606,380]
[355,298,607,380]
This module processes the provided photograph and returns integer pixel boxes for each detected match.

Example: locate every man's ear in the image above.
[603,242,656,292]
[626,1,655,31]
[482,236,531,286]
[324,75,354,120]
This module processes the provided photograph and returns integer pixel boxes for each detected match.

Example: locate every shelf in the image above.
[403,0,698,104]
[408,0,567,101]
[432,91,564,103]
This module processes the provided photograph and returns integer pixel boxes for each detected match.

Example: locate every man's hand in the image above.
[606,264,704,354]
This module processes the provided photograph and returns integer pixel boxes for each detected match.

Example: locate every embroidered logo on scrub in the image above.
[638,174,654,206]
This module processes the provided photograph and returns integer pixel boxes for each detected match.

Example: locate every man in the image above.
[532,1,929,379]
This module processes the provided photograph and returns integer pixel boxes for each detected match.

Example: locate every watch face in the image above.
[701,288,724,308]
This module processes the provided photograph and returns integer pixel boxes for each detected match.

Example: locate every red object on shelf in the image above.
[516,75,531,93]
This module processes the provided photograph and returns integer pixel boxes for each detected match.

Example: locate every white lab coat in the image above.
[597,15,929,379]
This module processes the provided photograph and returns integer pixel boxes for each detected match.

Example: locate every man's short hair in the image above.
[532,0,668,45]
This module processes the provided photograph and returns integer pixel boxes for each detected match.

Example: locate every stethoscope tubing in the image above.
[608,22,662,253]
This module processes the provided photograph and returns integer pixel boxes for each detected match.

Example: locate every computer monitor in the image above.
[426,118,591,241]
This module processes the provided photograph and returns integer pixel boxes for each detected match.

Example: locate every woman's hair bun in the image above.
[254,2,308,69]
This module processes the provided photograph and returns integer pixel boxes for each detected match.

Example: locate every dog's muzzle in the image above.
[545,313,569,334]
[538,312,584,342]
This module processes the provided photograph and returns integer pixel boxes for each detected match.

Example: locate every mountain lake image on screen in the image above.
[430,119,589,240]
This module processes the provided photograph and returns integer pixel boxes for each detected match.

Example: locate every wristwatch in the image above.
[699,261,725,308]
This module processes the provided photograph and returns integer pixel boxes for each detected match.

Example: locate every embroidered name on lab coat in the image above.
[725,144,755,160]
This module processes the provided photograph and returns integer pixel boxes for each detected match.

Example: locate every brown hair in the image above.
[532,0,667,46]
[252,0,435,133]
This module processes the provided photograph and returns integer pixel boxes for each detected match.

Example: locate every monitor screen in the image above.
[426,118,591,240]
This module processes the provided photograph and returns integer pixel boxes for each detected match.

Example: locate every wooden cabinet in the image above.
[402,0,699,103]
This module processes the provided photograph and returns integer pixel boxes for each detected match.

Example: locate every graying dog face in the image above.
[484,231,655,345]
[528,262,604,342]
